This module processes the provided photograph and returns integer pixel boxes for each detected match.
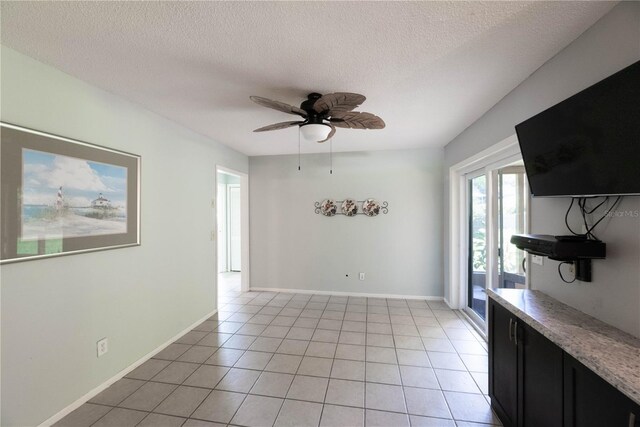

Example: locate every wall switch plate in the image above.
[532,255,544,266]
[211,199,216,208]
[97,338,108,357]
[359,272,365,280]
[210,231,215,241]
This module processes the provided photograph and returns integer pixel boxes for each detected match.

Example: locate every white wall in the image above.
[443,2,640,336]
[0,46,248,426]
[249,148,444,298]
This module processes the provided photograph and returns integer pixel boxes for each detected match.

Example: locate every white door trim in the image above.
[448,134,528,310]
[216,166,250,293]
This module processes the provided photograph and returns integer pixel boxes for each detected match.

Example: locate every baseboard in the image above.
[38,308,218,427]
[249,286,444,301]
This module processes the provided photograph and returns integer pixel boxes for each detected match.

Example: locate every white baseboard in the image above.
[249,286,444,301]
[38,308,218,427]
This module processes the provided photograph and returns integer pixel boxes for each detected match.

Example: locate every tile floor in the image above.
[55,288,502,427]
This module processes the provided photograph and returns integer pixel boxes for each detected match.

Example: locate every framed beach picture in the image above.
[1,122,140,263]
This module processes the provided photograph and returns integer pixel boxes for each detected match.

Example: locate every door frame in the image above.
[216,166,250,293]
[227,184,241,272]
[448,134,531,316]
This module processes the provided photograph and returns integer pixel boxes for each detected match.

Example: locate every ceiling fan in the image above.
[250,92,385,142]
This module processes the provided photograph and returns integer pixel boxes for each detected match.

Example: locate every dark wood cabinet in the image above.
[489,299,518,426]
[489,297,563,427]
[564,354,640,427]
[519,321,563,427]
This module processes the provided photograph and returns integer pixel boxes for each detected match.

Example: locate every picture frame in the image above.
[1,122,141,263]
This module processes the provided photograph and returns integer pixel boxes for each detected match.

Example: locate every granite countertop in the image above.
[487,288,640,406]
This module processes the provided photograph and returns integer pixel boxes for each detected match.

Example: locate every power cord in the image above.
[558,261,577,283]
[564,196,622,240]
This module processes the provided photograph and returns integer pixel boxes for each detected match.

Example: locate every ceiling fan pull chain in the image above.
[298,127,301,171]
[330,136,333,175]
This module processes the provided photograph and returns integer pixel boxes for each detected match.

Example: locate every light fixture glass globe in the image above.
[300,123,332,142]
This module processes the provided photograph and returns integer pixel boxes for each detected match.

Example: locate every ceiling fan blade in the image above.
[250,96,307,117]
[318,124,336,143]
[330,111,385,130]
[313,92,366,114]
[253,121,304,132]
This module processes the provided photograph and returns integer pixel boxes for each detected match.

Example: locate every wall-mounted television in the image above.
[515,60,640,197]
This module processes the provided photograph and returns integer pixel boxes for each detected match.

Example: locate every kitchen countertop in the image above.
[487,288,640,406]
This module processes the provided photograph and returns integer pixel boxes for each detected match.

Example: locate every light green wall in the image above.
[249,148,444,297]
[0,46,248,426]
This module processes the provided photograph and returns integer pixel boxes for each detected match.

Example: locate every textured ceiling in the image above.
[1,1,615,156]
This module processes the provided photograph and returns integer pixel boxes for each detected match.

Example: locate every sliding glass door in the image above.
[467,172,487,320]
[498,167,527,289]
[465,163,529,325]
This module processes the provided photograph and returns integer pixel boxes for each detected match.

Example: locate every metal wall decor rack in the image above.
[314,199,389,217]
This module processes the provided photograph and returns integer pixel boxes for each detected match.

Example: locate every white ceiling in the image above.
[1,1,614,156]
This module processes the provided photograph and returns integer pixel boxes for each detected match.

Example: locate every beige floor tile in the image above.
[53,403,111,427]
[184,365,229,389]
[152,361,200,384]
[250,371,294,398]
[325,379,364,408]
[138,413,186,427]
[231,395,283,427]
[119,382,176,411]
[335,344,365,361]
[274,400,323,427]
[365,409,410,427]
[297,356,333,377]
[89,379,145,406]
[204,348,244,367]
[365,383,406,412]
[234,350,273,370]
[320,404,364,427]
[404,387,451,418]
[92,408,147,427]
[366,362,402,385]
[399,365,440,389]
[153,386,209,417]
[190,390,246,423]
[265,354,302,374]
[215,368,260,393]
[330,359,365,381]
[286,375,328,402]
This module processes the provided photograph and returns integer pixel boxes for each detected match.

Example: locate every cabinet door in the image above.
[519,322,563,427]
[489,299,518,427]
[564,354,640,427]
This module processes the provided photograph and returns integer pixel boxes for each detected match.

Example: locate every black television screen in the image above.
[515,60,640,197]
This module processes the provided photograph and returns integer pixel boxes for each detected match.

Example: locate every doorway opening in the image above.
[216,167,249,305]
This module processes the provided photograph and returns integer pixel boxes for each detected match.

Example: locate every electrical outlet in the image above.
[359,272,365,281]
[211,199,216,208]
[97,337,108,357]
[210,231,215,241]
[532,255,544,266]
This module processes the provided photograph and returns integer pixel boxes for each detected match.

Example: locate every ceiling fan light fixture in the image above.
[300,123,332,142]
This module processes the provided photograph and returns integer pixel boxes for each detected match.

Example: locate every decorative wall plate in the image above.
[362,198,381,217]
[319,199,337,216]
[341,198,358,216]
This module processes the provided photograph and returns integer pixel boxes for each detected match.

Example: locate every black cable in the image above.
[564,198,582,235]
[585,196,622,239]
[558,261,577,283]
[583,197,609,214]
